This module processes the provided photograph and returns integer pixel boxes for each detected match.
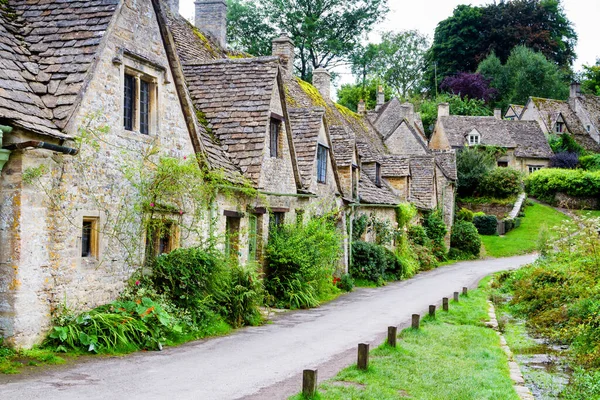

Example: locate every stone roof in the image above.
[433,151,457,181]
[439,116,518,148]
[506,121,553,159]
[409,156,436,210]
[288,107,325,190]
[581,95,600,130]
[506,104,524,118]
[358,174,398,205]
[329,125,354,167]
[0,0,120,138]
[182,57,280,185]
[381,155,409,177]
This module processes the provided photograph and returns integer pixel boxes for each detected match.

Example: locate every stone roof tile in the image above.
[288,107,324,190]
[409,156,436,210]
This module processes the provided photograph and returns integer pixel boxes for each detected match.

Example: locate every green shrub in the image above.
[350,241,387,284]
[422,209,448,243]
[265,215,342,309]
[525,168,600,203]
[396,203,418,228]
[456,207,474,222]
[479,168,523,198]
[352,213,368,241]
[412,244,438,270]
[579,154,600,171]
[456,147,496,196]
[223,264,263,328]
[473,214,498,235]
[407,225,429,246]
[450,221,481,257]
[336,274,355,292]
[548,133,586,155]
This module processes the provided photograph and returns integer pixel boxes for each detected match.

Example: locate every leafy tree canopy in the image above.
[227,0,276,56]
[414,94,491,136]
[440,72,498,103]
[581,60,600,95]
[336,79,393,112]
[425,0,577,90]
[226,0,389,81]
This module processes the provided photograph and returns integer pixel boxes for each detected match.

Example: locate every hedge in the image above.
[478,168,523,199]
[473,214,498,235]
[450,221,481,257]
[525,169,600,203]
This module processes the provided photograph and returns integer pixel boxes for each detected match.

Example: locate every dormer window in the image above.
[375,162,381,186]
[555,122,565,133]
[316,144,328,184]
[468,129,480,146]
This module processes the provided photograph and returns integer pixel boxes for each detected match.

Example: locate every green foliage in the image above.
[265,215,342,309]
[451,220,481,257]
[412,244,439,270]
[548,133,586,155]
[473,214,498,235]
[478,46,569,109]
[479,168,523,199]
[456,207,474,222]
[416,93,491,135]
[336,274,355,292]
[226,0,275,56]
[456,147,497,196]
[336,79,392,112]
[422,209,448,244]
[579,154,600,171]
[407,225,429,246]
[369,214,394,246]
[581,60,600,95]
[350,241,407,284]
[223,264,264,328]
[525,168,600,203]
[352,213,368,241]
[396,202,417,229]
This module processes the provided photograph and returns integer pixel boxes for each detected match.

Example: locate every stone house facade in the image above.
[0,0,456,347]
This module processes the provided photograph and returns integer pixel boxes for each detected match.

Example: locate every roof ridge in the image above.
[183,56,279,67]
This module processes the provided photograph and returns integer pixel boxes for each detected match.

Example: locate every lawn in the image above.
[290,278,518,400]
[481,202,569,258]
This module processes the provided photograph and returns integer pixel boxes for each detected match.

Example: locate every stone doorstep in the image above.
[486,300,533,400]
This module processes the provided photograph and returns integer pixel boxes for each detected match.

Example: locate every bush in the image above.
[407,225,429,246]
[579,154,600,171]
[396,203,418,228]
[473,214,498,235]
[336,274,354,292]
[456,147,496,196]
[412,244,438,270]
[422,209,448,243]
[350,241,387,284]
[548,133,586,155]
[223,264,263,328]
[479,168,523,198]
[265,215,342,309]
[525,168,600,203]
[456,207,474,222]
[450,220,481,257]
[549,151,579,169]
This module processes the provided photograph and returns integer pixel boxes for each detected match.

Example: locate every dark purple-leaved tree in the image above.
[441,72,497,103]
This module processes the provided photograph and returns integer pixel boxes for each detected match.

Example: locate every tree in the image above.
[440,72,497,103]
[581,60,600,95]
[349,43,381,94]
[337,80,392,112]
[425,0,577,91]
[456,147,496,197]
[226,0,276,56]
[375,30,428,99]
[227,0,389,81]
[415,94,491,136]
[478,46,569,108]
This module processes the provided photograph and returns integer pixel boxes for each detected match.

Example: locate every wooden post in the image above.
[454,291,459,302]
[443,297,449,311]
[411,314,420,329]
[429,305,436,318]
[302,369,318,397]
[462,287,468,296]
[357,343,369,370]
[387,326,397,347]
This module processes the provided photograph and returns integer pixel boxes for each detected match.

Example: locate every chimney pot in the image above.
[272,34,295,74]
[438,103,449,118]
[357,99,366,115]
[570,82,581,99]
[375,86,385,111]
[401,103,415,125]
[494,108,502,120]
[195,0,227,49]
[312,68,331,101]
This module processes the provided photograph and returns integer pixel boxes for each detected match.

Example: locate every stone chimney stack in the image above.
[570,82,581,99]
[494,108,502,120]
[165,0,179,14]
[438,103,449,118]
[357,99,366,115]
[272,35,295,74]
[401,103,415,126]
[313,68,331,100]
[195,0,227,49]
[375,86,385,111]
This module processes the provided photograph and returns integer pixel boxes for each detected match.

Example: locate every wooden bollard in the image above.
[462,287,468,296]
[429,305,436,318]
[443,297,449,311]
[357,343,369,370]
[387,326,397,347]
[411,314,420,329]
[454,291,460,302]
[302,369,318,397]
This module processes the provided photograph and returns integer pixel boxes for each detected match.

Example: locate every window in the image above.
[270,212,285,232]
[270,118,281,157]
[468,133,480,146]
[248,214,257,261]
[375,162,381,187]
[352,165,358,199]
[123,72,155,135]
[528,165,543,174]
[225,216,241,258]
[555,122,565,133]
[81,217,99,258]
[317,144,328,183]
[497,161,508,168]
[123,74,135,131]
[146,220,177,257]
[140,80,150,135]
[587,125,591,132]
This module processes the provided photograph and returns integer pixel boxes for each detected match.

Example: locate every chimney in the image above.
[494,108,502,120]
[401,103,415,126]
[357,99,366,115]
[195,0,227,49]
[438,103,449,118]
[272,34,295,74]
[375,86,385,111]
[165,0,179,14]
[312,68,331,100]
[570,82,581,99]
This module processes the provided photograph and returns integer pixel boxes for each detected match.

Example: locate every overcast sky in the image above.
[179,0,599,82]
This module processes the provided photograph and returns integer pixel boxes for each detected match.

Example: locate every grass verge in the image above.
[481,202,568,258]
[0,345,66,374]
[290,278,518,400]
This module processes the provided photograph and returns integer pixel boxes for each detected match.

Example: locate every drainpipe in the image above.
[0,125,13,174]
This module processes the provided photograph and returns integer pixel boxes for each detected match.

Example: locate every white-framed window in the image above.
[468,129,481,146]
[555,122,565,133]
[528,165,543,174]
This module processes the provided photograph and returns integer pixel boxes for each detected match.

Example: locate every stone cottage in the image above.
[430,104,553,174]
[504,104,524,120]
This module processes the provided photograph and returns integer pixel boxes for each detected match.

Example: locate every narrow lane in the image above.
[0,255,536,400]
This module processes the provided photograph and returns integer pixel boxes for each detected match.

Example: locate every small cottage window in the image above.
[352,165,359,199]
[317,144,328,183]
[270,118,281,158]
[81,217,99,258]
[555,122,565,133]
[225,216,241,258]
[123,71,156,135]
[375,162,381,187]
[587,125,591,132]
[468,133,480,146]
[497,161,508,168]
[528,165,543,174]
[140,80,150,135]
[147,221,178,257]
[123,74,135,131]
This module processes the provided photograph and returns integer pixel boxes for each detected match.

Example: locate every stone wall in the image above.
[554,192,599,210]
[385,123,427,156]
[457,202,514,219]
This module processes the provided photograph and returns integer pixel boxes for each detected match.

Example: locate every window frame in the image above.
[468,133,480,146]
[555,122,565,133]
[528,165,543,174]
[81,217,99,259]
[316,143,328,184]
[146,220,179,257]
[122,65,158,136]
[269,117,282,158]
[375,162,382,187]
